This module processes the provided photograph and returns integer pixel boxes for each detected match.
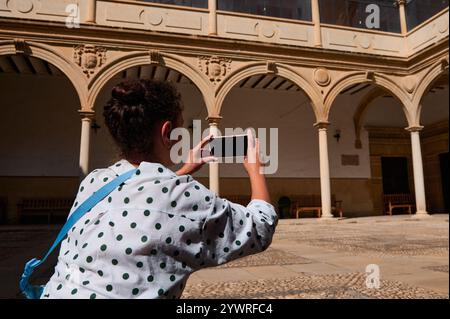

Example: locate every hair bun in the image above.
[112,81,146,105]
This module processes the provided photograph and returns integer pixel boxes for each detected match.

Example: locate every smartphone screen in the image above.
[209,135,248,158]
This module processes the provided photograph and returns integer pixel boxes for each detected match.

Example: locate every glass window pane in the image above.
[139,0,208,9]
[405,0,449,31]
[218,0,312,21]
[319,0,401,33]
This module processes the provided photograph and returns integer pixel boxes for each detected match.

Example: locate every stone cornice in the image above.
[406,38,449,73]
[0,18,437,74]
[0,17,447,76]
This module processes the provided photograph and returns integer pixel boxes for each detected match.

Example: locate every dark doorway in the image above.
[440,153,449,212]
[381,157,410,194]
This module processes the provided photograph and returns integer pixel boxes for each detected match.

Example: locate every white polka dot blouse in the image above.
[41,159,278,299]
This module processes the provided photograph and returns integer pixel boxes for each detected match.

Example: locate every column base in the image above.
[412,211,431,219]
[319,215,335,221]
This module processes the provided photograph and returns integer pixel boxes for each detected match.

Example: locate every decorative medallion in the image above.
[255,22,278,39]
[140,9,164,27]
[8,0,34,14]
[198,56,232,84]
[314,68,331,87]
[437,19,449,34]
[73,45,107,78]
[148,12,164,26]
[354,34,372,50]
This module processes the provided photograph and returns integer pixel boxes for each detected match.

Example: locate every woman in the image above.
[41,79,278,299]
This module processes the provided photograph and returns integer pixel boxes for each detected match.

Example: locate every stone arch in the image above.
[324,72,413,126]
[0,40,88,107]
[88,51,214,114]
[412,58,449,125]
[214,62,324,121]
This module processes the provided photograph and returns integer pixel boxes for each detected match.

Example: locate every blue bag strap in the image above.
[20,168,138,298]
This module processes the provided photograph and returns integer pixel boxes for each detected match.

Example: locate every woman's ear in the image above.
[161,121,173,149]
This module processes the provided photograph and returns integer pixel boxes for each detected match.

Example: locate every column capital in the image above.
[207,116,222,126]
[78,110,95,120]
[397,0,406,6]
[314,121,330,130]
[406,125,424,133]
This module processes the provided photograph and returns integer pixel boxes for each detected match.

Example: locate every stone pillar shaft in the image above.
[208,0,218,36]
[398,0,408,35]
[79,112,94,178]
[311,0,322,47]
[85,0,96,23]
[316,122,333,219]
[208,118,220,194]
[408,126,429,216]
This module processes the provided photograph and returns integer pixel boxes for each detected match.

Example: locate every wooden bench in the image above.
[17,198,74,224]
[383,194,415,216]
[226,195,251,207]
[290,195,343,218]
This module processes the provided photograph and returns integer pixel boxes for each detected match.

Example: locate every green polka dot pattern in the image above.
[41,159,277,299]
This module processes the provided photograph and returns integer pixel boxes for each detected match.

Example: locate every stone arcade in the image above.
[0,0,448,223]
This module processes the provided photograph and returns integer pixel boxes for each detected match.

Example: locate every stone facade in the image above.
[0,1,448,222]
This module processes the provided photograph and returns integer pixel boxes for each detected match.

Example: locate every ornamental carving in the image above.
[365,71,375,81]
[266,61,277,74]
[198,55,232,85]
[73,45,107,78]
[441,56,449,70]
[149,50,162,64]
[14,38,29,55]
[403,76,417,94]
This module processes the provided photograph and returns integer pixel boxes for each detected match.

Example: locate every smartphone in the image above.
[207,134,249,159]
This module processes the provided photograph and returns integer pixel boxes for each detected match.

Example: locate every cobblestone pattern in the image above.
[1,217,448,299]
[294,237,448,257]
[275,219,449,258]
[423,265,449,273]
[183,273,449,299]
[217,248,312,268]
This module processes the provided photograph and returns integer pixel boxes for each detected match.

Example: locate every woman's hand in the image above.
[243,129,263,177]
[176,134,217,176]
[243,129,271,203]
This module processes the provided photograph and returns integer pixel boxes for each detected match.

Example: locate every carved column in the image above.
[311,0,322,47]
[315,122,333,219]
[407,125,430,217]
[79,111,95,178]
[208,0,218,36]
[208,117,221,194]
[85,0,97,23]
[398,0,408,35]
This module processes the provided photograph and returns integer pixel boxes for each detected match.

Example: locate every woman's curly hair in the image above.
[103,79,183,159]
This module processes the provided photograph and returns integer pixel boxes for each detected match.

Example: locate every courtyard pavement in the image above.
[183,215,449,299]
[0,215,448,299]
